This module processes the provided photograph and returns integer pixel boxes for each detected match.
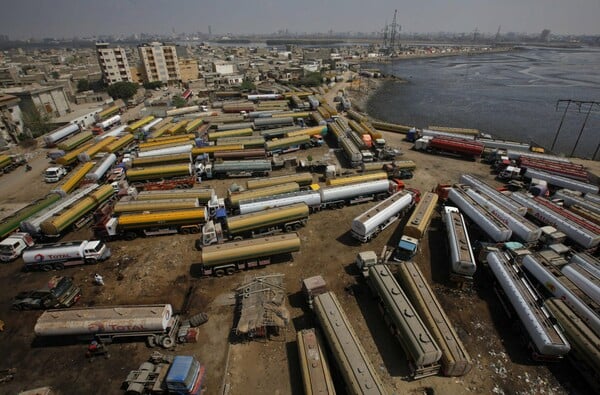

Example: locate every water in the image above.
[366,47,600,159]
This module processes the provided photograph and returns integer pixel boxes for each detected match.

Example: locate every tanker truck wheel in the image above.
[146,335,156,348]
[284,225,293,232]
[124,232,137,241]
[41,264,52,272]
[215,269,225,277]
[53,263,64,270]
[180,228,190,235]
[162,336,174,349]
[189,312,209,327]
[125,383,145,395]
[225,267,235,276]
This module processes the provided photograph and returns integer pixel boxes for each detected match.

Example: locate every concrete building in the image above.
[0,94,24,145]
[138,42,181,84]
[4,85,71,118]
[179,58,199,82]
[0,66,22,87]
[96,43,133,85]
[212,62,235,75]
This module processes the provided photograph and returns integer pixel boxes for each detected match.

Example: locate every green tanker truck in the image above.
[195,233,301,277]
[0,191,64,239]
[39,185,115,237]
[197,203,309,247]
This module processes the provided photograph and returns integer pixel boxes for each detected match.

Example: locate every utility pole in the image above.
[389,9,398,53]
[570,102,595,157]
[553,99,600,157]
[551,100,570,152]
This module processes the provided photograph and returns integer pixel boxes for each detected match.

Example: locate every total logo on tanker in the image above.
[35,253,72,261]
[88,322,147,332]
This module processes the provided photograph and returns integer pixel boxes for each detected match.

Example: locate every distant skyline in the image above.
[1,0,599,40]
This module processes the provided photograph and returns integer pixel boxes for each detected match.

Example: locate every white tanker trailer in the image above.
[448,187,512,242]
[136,144,193,158]
[583,192,600,205]
[521,254,600,336]
[459,174,527,216]
[570,253,600,280]
[487,251,570,360]
[84,153,117,182]
[20,184,98,238]
[34,304,180,348]
[239,190,322,214]
[524,168,599,195]
[318,179,394,208]
[511,192,600,249]
[351,190,414,242]
[43,123,81,147]
[554,189,600,216]
[561,264,600,306]
[464,187,541,243]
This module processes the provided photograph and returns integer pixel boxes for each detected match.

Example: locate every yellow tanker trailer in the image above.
[246,173,314,189]
[113,198,199,214]
[126,163,192,182]
[199,203,309,246]
[40,184,115,237]
[196,233,301,277]
[94,207,208,241]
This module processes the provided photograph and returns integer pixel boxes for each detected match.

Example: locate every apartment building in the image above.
[96,43,133,85]
[138,42,181,84]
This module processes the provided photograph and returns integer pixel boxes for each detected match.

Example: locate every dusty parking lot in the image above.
[0,130,596,395]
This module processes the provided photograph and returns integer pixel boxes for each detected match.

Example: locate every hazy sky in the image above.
[2,0,599,39]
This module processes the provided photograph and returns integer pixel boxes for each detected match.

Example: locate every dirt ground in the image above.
[1,82,598,394]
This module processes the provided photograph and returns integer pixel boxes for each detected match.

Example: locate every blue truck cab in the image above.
[166,356,206,395]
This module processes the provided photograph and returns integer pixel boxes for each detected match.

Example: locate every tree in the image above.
[77,79,90,92]
[51,71,60,79]
[172,95,186,108]
[292,72,322,87]
[240,78,256,91]
[107,82,139,102]
[143,81,163,90]
[22,108,54,138]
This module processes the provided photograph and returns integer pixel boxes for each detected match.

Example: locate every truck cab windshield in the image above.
[51,277,73,297]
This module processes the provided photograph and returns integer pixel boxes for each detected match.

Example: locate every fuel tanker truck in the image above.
[245,172,313,190]
[198,203,309,247]
[34,303,181,348]
[39,185,115,238]
[126,163,193,182]
[22,240,111,271]
[196,159,272,180]
[113,198,200,214]
[94,207,208,241]
[195,233,301,277]
[326,171,388,187]
[227,182,300,210]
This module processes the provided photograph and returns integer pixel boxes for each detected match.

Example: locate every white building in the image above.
[212,62,235,75]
